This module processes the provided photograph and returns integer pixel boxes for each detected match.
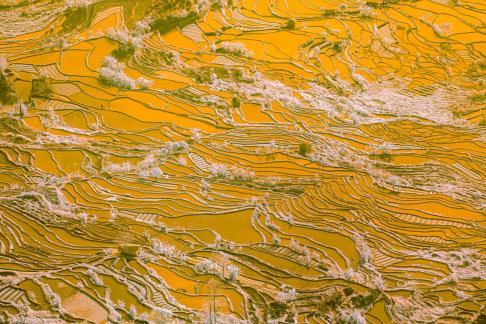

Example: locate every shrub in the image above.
[111,46,135,59]
[136,76,152,90]
[182,66,245,83]
[217,42,253,58]
[18,100,27,118]
[372,152,392,161]
[470,91,485,105]
[31,76,52,98]
[232,96,240,108]
[63,4,91,33]
[318,264,329,271]
[298,142,312,156]
[474,314,486,324]
[350,289,381,308]
[359,5,374,18]
[343,287,354,296]
[268,301,288,319]
[150,11,198,35]
[99,56,152,90]
[332,41,343,52]
[285,19,296,29]
[337,310,366,324]
[0,71,16,105]
[230,165,254,181]
[107,27,143,58]
[232,69,243,79]
[318,290,344,314]
[209,163,228,178]
[211,0,223,10]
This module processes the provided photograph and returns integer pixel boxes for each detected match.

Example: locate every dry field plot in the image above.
[0,0,485,323]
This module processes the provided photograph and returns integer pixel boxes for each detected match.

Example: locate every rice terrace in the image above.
[0,0,485,322]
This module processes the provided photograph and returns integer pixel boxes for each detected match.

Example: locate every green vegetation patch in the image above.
[0,70,17,105]
[62,6,94,33]
[298,142,312,156]
[150,11,198,35]
[268,301,288,319]
[285,18,296,29]
[182,66,248,83]
[31,77,52,98]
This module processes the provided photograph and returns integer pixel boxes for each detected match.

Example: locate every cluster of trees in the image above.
[0,68,16,105]
[31,76,52,98]
[99,56,152,89]
[183,66,247,83]
[216,41,254,58]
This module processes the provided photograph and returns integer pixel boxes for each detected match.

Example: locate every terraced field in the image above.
[0,0,485,323]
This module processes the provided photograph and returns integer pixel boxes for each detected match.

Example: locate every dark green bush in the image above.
[111,45,135,59]
[0,71,16,105]
[31,76,52,98]
[232,96,240,108]
[268,301,288,318]
[332,41,343,52]
[285,19,296,29]
[150,11,197,34]
[298,143,312,156]
[350,289,381,308]
[317,291,344,314]
[343,287,354,296]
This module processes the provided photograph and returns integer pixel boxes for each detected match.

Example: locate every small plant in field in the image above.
[232,96,240,108]
[298,142,312,156]
[332,41,343,52]
[285,18,296,29]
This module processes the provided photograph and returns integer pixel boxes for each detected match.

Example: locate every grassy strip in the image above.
[150,11,198,35]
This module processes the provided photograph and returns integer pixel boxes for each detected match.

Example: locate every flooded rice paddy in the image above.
[0,0,485,323]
